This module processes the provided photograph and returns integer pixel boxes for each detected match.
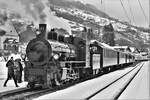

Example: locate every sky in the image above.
[76,0,149,28]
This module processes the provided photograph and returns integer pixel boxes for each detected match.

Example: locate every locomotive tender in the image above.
[24,24,135,88]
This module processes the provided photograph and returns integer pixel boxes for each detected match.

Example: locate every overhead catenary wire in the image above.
[100,0,103,4]
[127,0,136,25]
[119,0,131,24]
[137,0,148,24]
[100,0,106,17]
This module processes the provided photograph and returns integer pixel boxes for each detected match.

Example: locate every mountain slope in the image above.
[48,0,108,18]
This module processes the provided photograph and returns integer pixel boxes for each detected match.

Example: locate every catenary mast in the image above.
[149,0,150,42]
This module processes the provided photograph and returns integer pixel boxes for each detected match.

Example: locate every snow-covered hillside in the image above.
[0,0,149,50]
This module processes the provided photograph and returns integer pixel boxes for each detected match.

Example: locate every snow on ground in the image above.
[0,62,7,80]
[33,63,141,100]
[118,61,150,99]
[8,53,22,61]
[0,80,28,93]
[90,62,144,99]
[0,61,27,93]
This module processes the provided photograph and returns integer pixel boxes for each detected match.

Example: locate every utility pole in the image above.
[84,27,91,68]
[149,0,150,45]
[149,0,150,28]
[148,0,150,97]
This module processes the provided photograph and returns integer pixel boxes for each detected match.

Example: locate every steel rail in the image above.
[0,62,139,100]
[0,87,43,99]
[113,62,144,99]
[85,62,144,100]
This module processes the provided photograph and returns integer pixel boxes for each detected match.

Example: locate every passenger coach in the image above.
[90,40,135,74]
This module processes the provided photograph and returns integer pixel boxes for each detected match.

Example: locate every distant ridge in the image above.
[48,0,109,18]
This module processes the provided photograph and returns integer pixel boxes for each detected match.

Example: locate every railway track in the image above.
[0,62,140,100]
[0,87,46,100]
[86,62,144,100]
[0,81,87,100]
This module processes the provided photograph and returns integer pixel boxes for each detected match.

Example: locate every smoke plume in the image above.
[0,0,71,33]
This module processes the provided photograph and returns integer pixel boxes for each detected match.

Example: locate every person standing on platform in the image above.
[3,57,19,87]
[15,59,23,83]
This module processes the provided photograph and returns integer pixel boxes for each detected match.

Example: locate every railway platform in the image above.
[0,80,28,94]
[118,61,150,99]
[33,61,149,100]
[0,61,149,99]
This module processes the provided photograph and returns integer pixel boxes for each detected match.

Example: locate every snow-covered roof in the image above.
[8,53,22,60]
[90,40,115,50]
[112,46,132,52]
[113,46,129,49]
[0,20,18,36]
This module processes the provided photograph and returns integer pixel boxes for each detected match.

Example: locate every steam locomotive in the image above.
[24,24,135,88]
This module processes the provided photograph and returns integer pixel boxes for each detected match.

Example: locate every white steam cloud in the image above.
[0,0,71,33]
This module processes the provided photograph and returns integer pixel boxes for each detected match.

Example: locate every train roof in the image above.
[90,40,116,50]
[90,40,134,55]
[112,46,140,54]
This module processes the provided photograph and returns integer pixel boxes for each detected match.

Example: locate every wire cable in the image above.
[100,0,105,14]
[119,0,131,23]
[127,0,136,25]
[137,0,148,23]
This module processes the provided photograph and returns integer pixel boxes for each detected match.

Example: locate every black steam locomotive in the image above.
[24,24,135,88]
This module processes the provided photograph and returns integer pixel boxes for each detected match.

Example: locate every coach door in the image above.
[90,44,103,74]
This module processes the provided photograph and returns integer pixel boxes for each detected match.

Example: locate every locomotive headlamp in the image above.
[36,30,40,35]
[64,35,69,37]
[53,54,59,60]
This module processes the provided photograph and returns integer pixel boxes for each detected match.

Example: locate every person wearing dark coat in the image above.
[3,57,19,87]
[15,59,23,83]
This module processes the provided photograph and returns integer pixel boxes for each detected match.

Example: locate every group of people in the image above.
[3,57,23,87]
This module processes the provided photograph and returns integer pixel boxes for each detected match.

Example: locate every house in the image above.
[129,47,140,54]
[0,20,19,54]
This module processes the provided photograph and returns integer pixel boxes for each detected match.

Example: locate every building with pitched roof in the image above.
[0,20,19,54]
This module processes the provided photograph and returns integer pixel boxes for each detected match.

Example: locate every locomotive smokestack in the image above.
[37,24,47,39]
